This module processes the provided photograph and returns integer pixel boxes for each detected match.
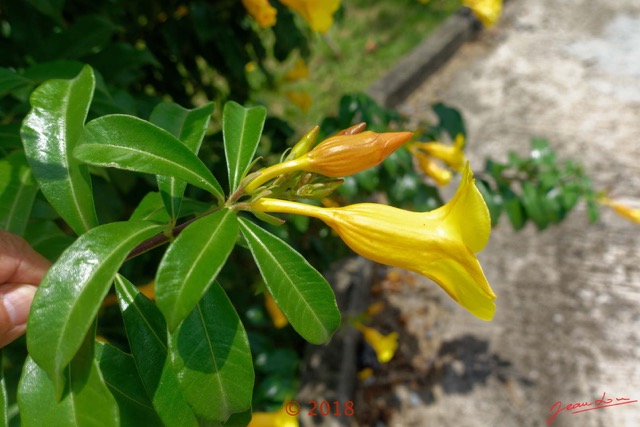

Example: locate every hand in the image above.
[0,230,51,348]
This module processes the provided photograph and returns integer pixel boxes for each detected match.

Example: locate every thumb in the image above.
[0,284,37,348]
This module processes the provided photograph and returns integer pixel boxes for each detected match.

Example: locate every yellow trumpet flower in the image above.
[242,0,277,28]
[420,133,467,172]
[599,197,640,223]
[279,0,341,33]
[354,322,398,363]
[244,131,413,192]
[251,163,496,321]
[249,403,299,427]
[411,147,453,186]
[463,0,503,28]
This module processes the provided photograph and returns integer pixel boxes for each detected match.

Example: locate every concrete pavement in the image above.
[389,0,640,426]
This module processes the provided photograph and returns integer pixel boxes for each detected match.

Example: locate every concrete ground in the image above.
[375,0,640,426]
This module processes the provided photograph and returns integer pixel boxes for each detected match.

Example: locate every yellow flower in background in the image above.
[242,0,277,28]
[285,90,312,112]
[284,58,309,81]
[411,147,453,186]
[463,0,503,28]
[354,322,398,363]
[599,197,640,223]
[410,133,466,186]
[251,163,496,321]
[264,292,289,328]
[249,403,299,427]
[279,0,341,33]
[244,131,413,192]
[421,133,467,172]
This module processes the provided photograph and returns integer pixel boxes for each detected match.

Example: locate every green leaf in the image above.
[522,182,550,230]
[0,151,38,236]
[223,101,267,192]
[239,218,340,344]
[156,209,238,331]
[129,192,171,223]
[433,102,466,139]
[24,220,74,262]
[75,114,224,204]
[48,15,117,59]
[150,102,215,221]
[168,282,254,422]
[503,192,526,231]
[115,275,199,427]
[27,221,163,398]
[25,0,65,23]
[95,342,163,427]
[0,123,23,154]
[21,64,98,235]
[19,333,119,427]
[0,68,32,98]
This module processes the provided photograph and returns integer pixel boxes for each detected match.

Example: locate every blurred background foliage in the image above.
[0,0,600,416]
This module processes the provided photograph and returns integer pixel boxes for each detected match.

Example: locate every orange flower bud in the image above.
[303,131,413,177]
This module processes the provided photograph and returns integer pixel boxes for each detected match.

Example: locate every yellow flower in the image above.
[412,148,453,186]
[420,133,467,172]
[264,292,289,328]
[242,0,277,28]
[251,163,496,321]
[279,0,341,33]
[599,197,640,223]
[354,322,398,363]
[284,58,309,81]
[286,91,312,112]
[249,404,299,427]
[244,131,413,192]
[463,0,502,28]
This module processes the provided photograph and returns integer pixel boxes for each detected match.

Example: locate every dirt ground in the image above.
[353,1,640,426]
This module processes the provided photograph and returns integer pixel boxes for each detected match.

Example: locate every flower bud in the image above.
[304,131,413,177]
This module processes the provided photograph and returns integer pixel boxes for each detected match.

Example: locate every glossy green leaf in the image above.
[223,101,267,192]
[0,151,38,236]
[115,275,199,427]
[168,282,254,422]
[95,342,163,427]
[239,218,340,344]
[129,192,171,223]
[156,209,238,331]
[19,333,119,427]
[75,114,224,204]
[150,102,215,220]
[21,64,98,235]
[27,221,163,398]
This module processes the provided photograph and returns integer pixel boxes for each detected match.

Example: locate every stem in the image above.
[244,159,307,193]
[250,198,326,220]
[125,208,220,261]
